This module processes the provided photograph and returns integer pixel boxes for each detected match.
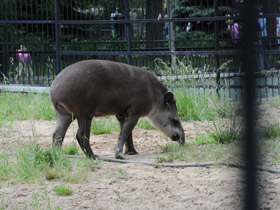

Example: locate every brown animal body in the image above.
[49,60,185,159]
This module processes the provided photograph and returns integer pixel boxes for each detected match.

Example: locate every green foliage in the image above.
[91,117,120,134]
[0,92,55,126]
[136,118,154,130]
[53,185,73,196]
[193,135,215,145]
[0,142,99,183]
[260,122,280,139]
[156,138,238,164]
[62,144,80,155]
[210,117,241,144]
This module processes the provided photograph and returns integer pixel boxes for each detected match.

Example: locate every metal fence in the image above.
[0,0,280,100]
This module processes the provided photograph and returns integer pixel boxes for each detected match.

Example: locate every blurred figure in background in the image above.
[15,45,33,85]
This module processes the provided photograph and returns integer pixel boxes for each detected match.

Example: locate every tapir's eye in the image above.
[172,119,180,127]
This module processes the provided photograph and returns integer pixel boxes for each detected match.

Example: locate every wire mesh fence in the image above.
[0,0,280,100]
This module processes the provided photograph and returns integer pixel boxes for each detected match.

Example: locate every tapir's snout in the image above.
[172,130,185,146]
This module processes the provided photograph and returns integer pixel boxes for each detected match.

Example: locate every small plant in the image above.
[62,144,79,155]
[136,118,154,130]
[157,143,187,163]
[0,142,94,184]
[90,117,119,134]
[44,167,60,180]
[193,135,215,145]
[210,119,241,144]
[54,184,73,196]
[259,122,280,139]
[0,198,5,210]
[113,190,128,202]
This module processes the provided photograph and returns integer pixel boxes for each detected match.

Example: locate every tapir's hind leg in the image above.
[76,117,96,159]
[52,110,73,149]
[116,116,138,155]
[124,133,138,155]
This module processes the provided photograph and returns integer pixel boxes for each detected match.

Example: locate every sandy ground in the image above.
[0,119,280,209]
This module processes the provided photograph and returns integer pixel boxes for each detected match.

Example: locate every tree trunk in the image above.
[263,0,278,48]
[146,0,163,49]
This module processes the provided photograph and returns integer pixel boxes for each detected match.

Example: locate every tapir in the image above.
[49,60,185,159]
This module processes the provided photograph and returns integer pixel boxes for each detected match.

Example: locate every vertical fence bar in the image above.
[167,0,176,74]
[124,0,131,65]
[214,0,220,95]
[54,0,60,75]
[241,0,259,209]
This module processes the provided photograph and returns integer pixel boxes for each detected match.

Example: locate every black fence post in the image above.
[124,0,131,65]
[167,0,176,74]
[214,0,220,95]
[241,0,259,209]
[54,0,61,75]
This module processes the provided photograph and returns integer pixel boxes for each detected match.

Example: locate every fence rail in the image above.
[0,0,280,100]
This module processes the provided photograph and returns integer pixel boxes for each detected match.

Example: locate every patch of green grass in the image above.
[0,142,100,184]
[270,96,280,107]
[53,184,73,196]
[259,122,280,139]
[90,116,154,134]
[62,144,80,155]
[210,120,241,144]
[91,116,120,134]
[156,138,239,163]
[174,89,235,121]
[136,118,154,130]
[116,168,128,179]
[193,135,215,145]
[0,92,55,126]
[260,137,280,167]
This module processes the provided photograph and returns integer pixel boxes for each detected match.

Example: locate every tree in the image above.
[262,0,279,48]
[146,0,163,49]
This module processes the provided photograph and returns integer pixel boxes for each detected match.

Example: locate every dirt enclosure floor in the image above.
[1,120,280,209]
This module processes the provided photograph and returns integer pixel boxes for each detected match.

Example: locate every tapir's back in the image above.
[50,60,167,117]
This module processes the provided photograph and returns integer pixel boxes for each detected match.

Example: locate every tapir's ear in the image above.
[164,91,174,104]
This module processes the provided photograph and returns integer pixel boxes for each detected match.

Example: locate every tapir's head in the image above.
[148,91,185,146]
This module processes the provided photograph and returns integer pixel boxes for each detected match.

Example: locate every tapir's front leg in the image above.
[115,114,139,159]
[116,116,138,155]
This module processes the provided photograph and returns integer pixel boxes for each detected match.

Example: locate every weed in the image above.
[210,120,240,144]
[259,122,280,139]
[157,143,187,163]
[116,168,128,179]
[29,193,43,209]
[193,135,215,145]
[270,96,280,108]
[0,142,97,184]
[44,167,60,180]
[62,144,79,155]
[0,92,55,127]
[91,117,119,134]
[136,118,154,130]
[0,199,4,210]
[54,184,73,196]
[113,190,129,202]
[27,189,61,210]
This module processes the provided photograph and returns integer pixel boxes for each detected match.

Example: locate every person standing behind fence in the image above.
[276,5,280,49]
[15,45,33,85]
[226,14,240,45]
[257,5,270,69]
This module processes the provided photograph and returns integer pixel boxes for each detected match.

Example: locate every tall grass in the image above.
[155,57,236,121]
[0,142,98,183]
[0,92,55,125]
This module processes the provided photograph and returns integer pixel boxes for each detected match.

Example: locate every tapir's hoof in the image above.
[124,150,138,155]
[86,153,98,160]
[115,152,125,160]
